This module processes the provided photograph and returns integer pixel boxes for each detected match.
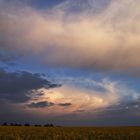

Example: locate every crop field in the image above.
[0,126,140,140]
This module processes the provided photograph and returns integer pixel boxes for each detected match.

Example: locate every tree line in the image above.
[1,122,54,127]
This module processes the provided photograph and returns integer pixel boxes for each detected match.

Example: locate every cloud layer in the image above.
[24,78,139,116]
[0,0,140,73]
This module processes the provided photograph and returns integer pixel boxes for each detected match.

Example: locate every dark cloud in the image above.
[58,103,72,107]
[0,69,59,103]
[28,102,72,108]
[28,101,55,108]
[49,84,62,88]
[105,98,140,112]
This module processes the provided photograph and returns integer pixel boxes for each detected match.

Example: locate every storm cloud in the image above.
[0,69,59,103]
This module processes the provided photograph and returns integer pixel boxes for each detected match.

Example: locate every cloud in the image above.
[30,79,139,115]
[0,99,140,126]
[54,0,111,15]
[105,97,140,112]
[0,51,15,64]
[28,101,55,108]
[58,103,72,107]
[0,0,140,125]
[0,75,139,126]
[0,0,140,73]
[0,68,59,103]
[28,101,72,108]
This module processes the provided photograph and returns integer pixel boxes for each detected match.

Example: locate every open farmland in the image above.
[0,126,140,140]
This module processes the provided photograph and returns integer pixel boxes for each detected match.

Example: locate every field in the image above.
[0,126,140,140]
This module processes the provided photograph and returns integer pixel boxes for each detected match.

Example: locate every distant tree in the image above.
[2,122,8,126]
[2,122,23,126]
[34,124,42,127]
[24,123,30,126]
[49,124,54,127]
[15,123,22,126]
[44,124,49,127]
[18,124,22,126]
[44,123,54,127]
[10,123,14,126]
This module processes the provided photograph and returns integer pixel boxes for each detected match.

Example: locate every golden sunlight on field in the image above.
[0,126,140,140]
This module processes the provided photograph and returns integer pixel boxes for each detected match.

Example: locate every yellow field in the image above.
[0,126,140,140]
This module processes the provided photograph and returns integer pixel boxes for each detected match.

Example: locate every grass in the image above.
[0,126,140,140]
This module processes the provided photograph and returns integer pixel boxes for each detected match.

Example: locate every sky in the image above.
[0,0,140,126]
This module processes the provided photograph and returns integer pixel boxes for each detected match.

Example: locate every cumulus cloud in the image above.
[0,0,140,73]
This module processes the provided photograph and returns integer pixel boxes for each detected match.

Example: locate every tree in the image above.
[2,122,8,126]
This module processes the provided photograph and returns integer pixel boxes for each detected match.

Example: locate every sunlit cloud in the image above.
[0,0,140,73]
[25,79,139,116]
